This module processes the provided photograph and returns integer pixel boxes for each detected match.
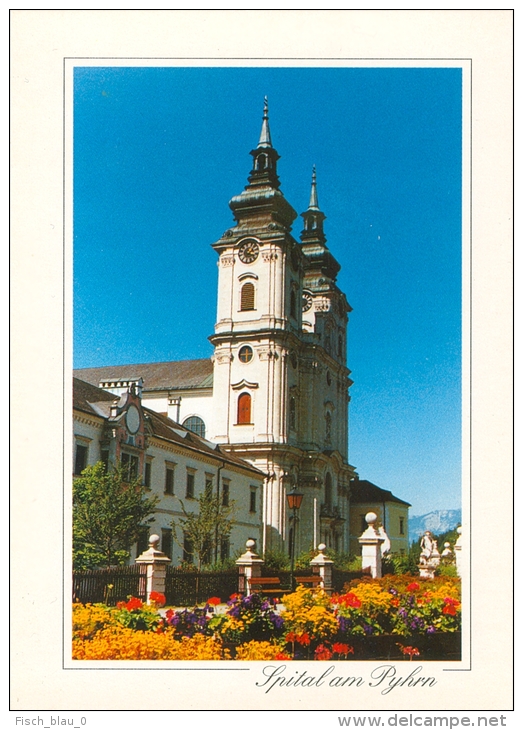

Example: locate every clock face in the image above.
[238,240,259,264]
[125,404,140,434]
[302,291,313,312]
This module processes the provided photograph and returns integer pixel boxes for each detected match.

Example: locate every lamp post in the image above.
[286,490,303,592]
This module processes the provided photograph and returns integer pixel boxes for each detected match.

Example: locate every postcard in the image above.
[10,9,513,719]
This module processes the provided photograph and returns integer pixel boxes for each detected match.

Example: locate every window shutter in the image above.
[240,282,255,311]
[237,392,251,424]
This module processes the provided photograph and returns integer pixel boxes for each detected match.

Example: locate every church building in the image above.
[76,100,388,558]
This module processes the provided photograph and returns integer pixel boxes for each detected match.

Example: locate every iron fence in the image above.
[73,565,147,606]
[164,568,238,607]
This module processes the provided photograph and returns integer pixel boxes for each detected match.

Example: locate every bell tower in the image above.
[210,98,303,448]
[210,101,356,553]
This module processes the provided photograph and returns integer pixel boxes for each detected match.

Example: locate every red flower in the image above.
[275,652,291,660]
[207,596,221,606]
[165,608,174,620]
[125,597,143,611]
[149,591,166,607]
[229,593,241,601]
[315,644,333,661]
[338,592,362,608]
[116,601,126,609]
[442,597,460,615]
[332,642,354,656]
[391,597,400,607]
[285,632,297,643]
[398,644,421,659]
[406,582,420,592]
[296,633,311,646]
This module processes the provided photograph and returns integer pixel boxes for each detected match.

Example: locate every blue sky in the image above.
[73,66,462,517]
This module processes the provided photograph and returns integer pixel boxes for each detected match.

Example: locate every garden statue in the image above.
[419,531,439,565]
[418,531,440,579]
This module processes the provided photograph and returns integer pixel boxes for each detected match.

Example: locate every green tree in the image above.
[172,489,234,570]
[73,462,159,569]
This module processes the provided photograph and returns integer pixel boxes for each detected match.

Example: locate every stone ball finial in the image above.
[317,543,326,552]
[246,539,256,550]
[444,542,450,548]
[457,526,462,535]
[149,534,160,548]
[365,512,378,525]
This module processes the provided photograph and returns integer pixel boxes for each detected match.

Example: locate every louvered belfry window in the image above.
[237,392,252,424]
[240,282,255,311]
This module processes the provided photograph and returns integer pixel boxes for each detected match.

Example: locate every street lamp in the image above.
[286,490,304,592]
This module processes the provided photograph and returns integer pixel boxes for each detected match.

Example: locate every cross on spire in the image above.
[257,96,272,148]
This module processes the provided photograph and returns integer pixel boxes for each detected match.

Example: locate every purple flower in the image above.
[363,624,373,635]
[426,625,436,635]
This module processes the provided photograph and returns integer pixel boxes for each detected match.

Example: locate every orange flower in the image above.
[407,582,420,592]
[207,597,221,606]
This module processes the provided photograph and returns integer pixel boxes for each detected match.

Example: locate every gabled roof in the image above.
[73,377,264,478]
[74,358,213,392]
[350,479,411,507]
[73,376,117,416]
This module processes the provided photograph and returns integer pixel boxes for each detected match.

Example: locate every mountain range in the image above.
[408,509,462,540]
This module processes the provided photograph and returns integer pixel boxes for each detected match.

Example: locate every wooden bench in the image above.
[247,576,291,597]
[295,575,323,588]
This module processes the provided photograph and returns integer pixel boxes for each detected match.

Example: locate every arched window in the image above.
[290,289,296,319]
[240,282,255,311]
[237,392,252,424]
[325,472,332,507]
[182,416,206,439]
[325,411,332,443]
[289,396,296,431]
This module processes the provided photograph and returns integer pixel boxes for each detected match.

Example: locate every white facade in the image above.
[75,102,362,558]
[73,378,264,565]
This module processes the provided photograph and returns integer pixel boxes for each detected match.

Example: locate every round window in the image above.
[238,346,253,363]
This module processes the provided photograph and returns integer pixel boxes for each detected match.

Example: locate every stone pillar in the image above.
[135,534,171,604]
[358,512,385,579]
[454,526,463,578]
[310,543,334,594]
[236,539,264,595]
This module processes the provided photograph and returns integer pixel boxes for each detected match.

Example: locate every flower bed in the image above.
[72,575,461,661]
